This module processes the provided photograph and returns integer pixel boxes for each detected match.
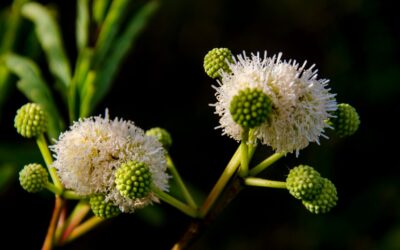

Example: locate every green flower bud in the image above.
[230,88,272,129]
[19,163,48,193]
[204,48,234,79]
[330,103,360,138]
[302,178,338,214]
[14,103,47,138]
[286,165,323,201]
[115,161,152,199]
[90,194,121,219]
[146,127,172,149]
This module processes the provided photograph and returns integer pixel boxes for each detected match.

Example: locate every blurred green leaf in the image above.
[79,70,96,118]
[0,0,30,53]
[0,64,11,117]
[0,164,16,194]
[90,0,159,110]
[69,48,93,121]
[76,0,89,51]
[3,53,63,139]
[93,0,111,25]
[0,0,31,117]
[21,2,72,89]
[92,0,130,67]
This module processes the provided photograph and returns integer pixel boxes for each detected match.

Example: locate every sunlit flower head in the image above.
[212,51,337,155]
[51,111,169,212]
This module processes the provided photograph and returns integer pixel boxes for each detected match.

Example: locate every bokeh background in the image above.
[1,0,399,249]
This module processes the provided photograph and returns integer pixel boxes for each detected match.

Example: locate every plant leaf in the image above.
[76,0,89,51]
[91,0,130,67]
[90,0,159,110]
[21,2,72,88]
[69,48,93,121]
[93,0,111,25]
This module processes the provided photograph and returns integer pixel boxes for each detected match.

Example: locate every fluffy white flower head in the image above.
[213,52,337,155]
[51,111,169,212]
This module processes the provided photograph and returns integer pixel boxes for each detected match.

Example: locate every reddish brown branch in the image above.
[42,196,65,250]
[172,176,243,250]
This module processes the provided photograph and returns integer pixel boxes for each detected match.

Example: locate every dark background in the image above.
[1,0,399,249]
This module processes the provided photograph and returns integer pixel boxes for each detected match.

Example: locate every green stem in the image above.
[63,190,84,200]
[238,129,249,177]
[153,189,198,218]
[36,134,63,189]
[46,182,62,195]
[198,146,241,218]
[45,182,83,199]
[62,216,104,244]
[245,177,287,189]
[167,154,197,209]
[249,152,285,176]
[59,201,91,244]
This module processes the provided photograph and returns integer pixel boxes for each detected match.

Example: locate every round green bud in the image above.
[90,194,121,219]
[19,163,48,193]
[146,127,172,149]
[230,88,273,129]
[203,48,234,79]
[14,103,47,138]
[115,161,152,199]
[286,165,324,201]
[302,178,338,214]
[330,103,360,138]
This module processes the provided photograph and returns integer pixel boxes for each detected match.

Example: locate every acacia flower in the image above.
[51,111,169,212]
[212,51,337,155]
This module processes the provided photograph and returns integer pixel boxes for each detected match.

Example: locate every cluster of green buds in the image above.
[90,194,121,219]
[286,165,338,214]
[19,163,49,193]
[14,103,47,138]
[115,161,153,199]
[203,48,234,79]
[146,127,173,150]
[230,88,273,129]
[329,103,361,138]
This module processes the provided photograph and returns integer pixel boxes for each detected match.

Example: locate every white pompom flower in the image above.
[212,51,337,155]
[51,111,169,212]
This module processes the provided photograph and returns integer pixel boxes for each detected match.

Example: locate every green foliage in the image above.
[3,54,63,139]
[76,0,89,51]
[86,0,160,115]
[21,2,72,89]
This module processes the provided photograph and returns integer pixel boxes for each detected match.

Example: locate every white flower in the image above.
[212,51,337,155]
[51,111,169,212]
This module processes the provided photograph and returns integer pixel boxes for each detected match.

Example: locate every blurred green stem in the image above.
[249,152,284,176]
[36,134,63,189]
[245,177,287,189]
[198,146,241,218]
[153,188,198,218]
[167,154,197,209]
[238,129,249,177]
